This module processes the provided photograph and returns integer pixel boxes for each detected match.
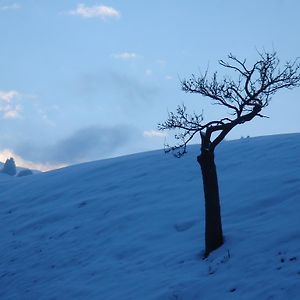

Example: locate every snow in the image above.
[1,133,300,299]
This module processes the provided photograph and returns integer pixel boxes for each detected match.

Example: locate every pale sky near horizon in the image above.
[0,0,300,170]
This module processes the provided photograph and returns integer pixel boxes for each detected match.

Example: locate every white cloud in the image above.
[68,4,120,20]
[3,107,21,119]
[0,3,21,11]
[0,149,66,172]
[0,90,19,102]
[112,52,138,60]
[0,90,22,119]
[143,130,167,138]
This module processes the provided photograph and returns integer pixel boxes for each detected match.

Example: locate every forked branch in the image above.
[159,51,300,156]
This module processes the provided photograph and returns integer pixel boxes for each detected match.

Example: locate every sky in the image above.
[0,0,300,170]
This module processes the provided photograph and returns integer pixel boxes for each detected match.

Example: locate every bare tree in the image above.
[158,51,300,257]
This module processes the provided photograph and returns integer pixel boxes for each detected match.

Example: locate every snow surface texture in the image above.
[1,133,300,299]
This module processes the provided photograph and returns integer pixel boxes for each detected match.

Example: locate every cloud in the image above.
[112,52,138,60]
[0,90,19,102]
[68,3,120,20]
[2,106,21,119]
[11,124,137,168]
[0,3,21,11]
[0,90,22,119]
[143,130,167,138]
[0,149,65,172]
[49,125,135,164]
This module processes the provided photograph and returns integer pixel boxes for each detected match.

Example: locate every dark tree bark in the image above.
[198,150,223,257]
[158,51,300,256]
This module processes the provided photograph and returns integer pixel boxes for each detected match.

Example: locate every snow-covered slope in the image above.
[1,133,300,300]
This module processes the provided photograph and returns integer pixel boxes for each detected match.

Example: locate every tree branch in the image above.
[159,51,300,156]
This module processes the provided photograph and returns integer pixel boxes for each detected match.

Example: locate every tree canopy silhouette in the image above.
[159,51,300,257]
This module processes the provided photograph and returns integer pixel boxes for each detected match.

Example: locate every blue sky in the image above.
[0,0,300,170]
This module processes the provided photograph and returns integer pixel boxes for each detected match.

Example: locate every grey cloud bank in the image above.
[11,125,138,166]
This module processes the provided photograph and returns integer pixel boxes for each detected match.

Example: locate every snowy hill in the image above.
[1,133,300,300]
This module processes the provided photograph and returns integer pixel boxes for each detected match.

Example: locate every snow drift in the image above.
[1,133,300,299]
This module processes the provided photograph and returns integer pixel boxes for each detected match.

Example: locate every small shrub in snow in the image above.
[1,157,17,176]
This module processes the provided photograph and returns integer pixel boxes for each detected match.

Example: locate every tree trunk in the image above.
[197,149,223,257]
